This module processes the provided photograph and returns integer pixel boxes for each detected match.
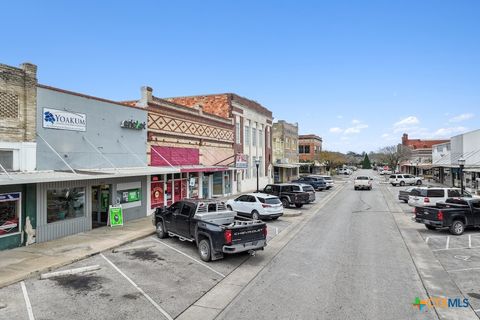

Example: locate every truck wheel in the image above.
[425,225,436,230]
[295,203,303,208]
[450,220,465,236]
[252,210,260,220]
[198,239,211,262]
[156,222,166,239]
[392,183,397,187]
[227,205,232,211]
[416,180,422,185]
[281,198,289,208]
[400,181,405,186]
[354,187,358,190]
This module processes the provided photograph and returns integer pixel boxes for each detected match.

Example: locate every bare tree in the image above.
[377,145,411,171]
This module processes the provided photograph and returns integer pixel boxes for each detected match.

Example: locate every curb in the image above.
[0,229,154,289]
[176,183,346,320]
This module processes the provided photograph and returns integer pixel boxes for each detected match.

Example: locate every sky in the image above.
[1,1,479,153]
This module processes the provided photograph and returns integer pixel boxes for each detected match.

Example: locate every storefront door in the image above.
[92,185,110,228]
[202,175,210,199]
[174,180,182,202]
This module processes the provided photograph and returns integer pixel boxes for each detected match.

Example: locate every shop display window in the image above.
[0,192,21,236]
[47,188,85,223]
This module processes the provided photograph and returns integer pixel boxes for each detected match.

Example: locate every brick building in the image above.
[298,134,324,174]
[272,121,299,183]
[130,87,235,208]
[400,133,449,175]
[0,63,37,172]
[166,93,273,192]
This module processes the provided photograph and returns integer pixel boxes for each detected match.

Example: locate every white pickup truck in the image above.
[354,176,373,190]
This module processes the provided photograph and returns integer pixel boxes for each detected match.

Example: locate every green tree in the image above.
[362,153,372,169]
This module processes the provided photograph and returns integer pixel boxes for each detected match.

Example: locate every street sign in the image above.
[108,205,123,227]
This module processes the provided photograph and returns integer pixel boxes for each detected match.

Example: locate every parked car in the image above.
[310,175,334,189]
[389,174,423,186]
[263,183,310,208]
[408,187,473,207]
[226,193,283,220]
[354,176,373,190]
[414,198,480,235]
[337,168,352,175]
[398,187,417,203]
[153,199,267,261]
[292,183,316,203]
[380,170,392,175]
[291,176,326,191]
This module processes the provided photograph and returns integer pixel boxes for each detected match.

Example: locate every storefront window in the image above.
[117,188,142,204]
[0,192,21,236]
[188,173,199,198]
[47,188,85,223]
[213,172,223,195]
[224,171,231,194]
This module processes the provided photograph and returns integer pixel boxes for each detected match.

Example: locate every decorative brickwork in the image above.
[0,91,19,118]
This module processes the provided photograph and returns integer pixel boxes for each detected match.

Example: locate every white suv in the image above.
[226,193,283,220]
[389,174,423,186]
[408,187,466,207]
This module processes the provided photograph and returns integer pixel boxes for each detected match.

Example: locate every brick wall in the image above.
[0,63,37,142]
[166,95,231,119]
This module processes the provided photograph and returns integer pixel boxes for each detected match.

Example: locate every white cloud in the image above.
[351,119,361,125]
[432,126,468,137]
[336,115,343,119]
[449,113,474,123]
[394,116,419,128]
[344,123,368,134]
[329,127,343,133]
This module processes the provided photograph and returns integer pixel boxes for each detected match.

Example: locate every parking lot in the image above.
[0,187,336,320]
[387,182,480,315]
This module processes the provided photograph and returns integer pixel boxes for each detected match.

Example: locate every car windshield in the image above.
[356,176,369,180]
[323,176,332,181]
[258,197,281,204]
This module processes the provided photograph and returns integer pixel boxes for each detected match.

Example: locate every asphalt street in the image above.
[218,170,437,320]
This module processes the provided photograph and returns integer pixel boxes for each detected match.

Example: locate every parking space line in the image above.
[20,281,35,320]
[475,309,480,312]
[432,245,480,252]
[425,237,429,244]
[446,236,450,250]
[100,253,173,320]
[447,267,480,273]
[151,238,226,278]
[274,227,279,235]
[469,235,472,248]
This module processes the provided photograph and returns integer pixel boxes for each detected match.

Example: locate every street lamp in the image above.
[255,157,261,192]
[458,157,466,196]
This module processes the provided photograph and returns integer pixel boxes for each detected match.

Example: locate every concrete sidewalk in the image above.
[0,216,155,289]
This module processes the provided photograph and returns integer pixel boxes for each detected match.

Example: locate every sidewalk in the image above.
[0,216,155,289]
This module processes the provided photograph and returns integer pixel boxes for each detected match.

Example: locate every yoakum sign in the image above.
[43,108,87,131]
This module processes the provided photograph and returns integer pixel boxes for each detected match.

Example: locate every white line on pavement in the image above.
[469,235,472,248]
[447,267,480,273]
[275,227,278,236]
[151,237,226,278]
[446,236,450,250]
[432,245,480,252]
[474,309,480,312]
[425,237,429,244]
[100,253,173,320]
[20,281,35,320]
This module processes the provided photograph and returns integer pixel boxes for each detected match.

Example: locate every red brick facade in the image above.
[401,133,448,150]
[299,134,322,162]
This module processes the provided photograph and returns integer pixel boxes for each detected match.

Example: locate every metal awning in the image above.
[0,166,179,186]
[176,165,230,173]
[273,163,300,169]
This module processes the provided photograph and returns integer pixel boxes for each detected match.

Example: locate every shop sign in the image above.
[43,108,86,132]
[0,192,21,202]
[118,188,141,204]
[235,154,248,169]
[108,205,123,227]
[189,177,196,187]
[120,120,146,130]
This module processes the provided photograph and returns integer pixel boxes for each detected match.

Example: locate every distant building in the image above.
[400,133,449,176]
[272,121,299,183]
[298,134,323,174]
[166,93,273,192]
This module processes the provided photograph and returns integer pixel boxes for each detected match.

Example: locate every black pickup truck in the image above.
[263,183,310,208]
[414,198,480,235]
[153,199,267,261]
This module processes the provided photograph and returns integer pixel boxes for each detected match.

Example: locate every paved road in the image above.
[218,170,437,320]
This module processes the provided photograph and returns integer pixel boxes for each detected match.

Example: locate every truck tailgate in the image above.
[415,207,441,221]
[231,224,266,244]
